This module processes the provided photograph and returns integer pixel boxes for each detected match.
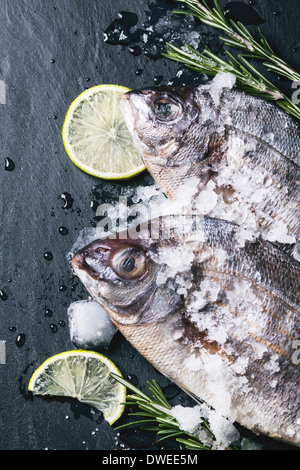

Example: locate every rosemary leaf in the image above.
[157,431,187,442]
[176,437,210,450]
[114,419,157,431]
[148,380,172,409]
[163,0,300,121]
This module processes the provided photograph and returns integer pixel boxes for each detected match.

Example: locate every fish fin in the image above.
[271,241,296,257]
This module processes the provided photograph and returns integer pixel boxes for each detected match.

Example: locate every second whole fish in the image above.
[72,216,300,446]
[120,77,300,246]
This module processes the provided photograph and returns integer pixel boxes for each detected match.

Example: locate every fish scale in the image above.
[221,92,300,166]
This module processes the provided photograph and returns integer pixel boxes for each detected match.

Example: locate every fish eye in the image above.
[152,95,181,122]
[112,247,147,280]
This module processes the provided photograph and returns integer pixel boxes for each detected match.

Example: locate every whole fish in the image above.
[120,80,300,245]
[72,216,300,446]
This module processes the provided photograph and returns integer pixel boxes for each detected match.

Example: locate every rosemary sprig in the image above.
[162,0,300,121]
[111,373,235,450]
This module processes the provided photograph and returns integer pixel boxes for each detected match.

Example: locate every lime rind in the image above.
[28,350,126,425]
[62,84,146,180]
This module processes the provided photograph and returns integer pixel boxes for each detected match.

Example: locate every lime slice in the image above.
[62,84,146,180]
[28,350,126,425]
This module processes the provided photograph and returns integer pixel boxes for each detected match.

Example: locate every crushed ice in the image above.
[209,71,236,106]
[171,402,244,449]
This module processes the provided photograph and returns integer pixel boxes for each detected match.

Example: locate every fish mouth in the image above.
[120,92,154,162]
[119,93,138,137]
[71,240,114,281]
[119,92,131,111]
[71,249,100,281]
[119,91,144,120]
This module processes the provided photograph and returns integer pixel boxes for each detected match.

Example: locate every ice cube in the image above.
[68,299,117,349]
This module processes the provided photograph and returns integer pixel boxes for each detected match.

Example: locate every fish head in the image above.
[120,86,198,162]
[120,86,221,199]
[71,227,183,327]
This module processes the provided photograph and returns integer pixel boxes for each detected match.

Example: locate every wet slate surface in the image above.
[0,0,299,451]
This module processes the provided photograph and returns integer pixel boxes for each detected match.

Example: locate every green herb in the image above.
[111,373,239,450]
[163,0,300,121]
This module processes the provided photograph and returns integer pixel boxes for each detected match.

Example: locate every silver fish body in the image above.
[120,83,300,244]
[72,216,300,446]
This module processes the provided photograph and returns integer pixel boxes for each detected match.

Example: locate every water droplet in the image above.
[60,192,74,209]
[44,252,53,261]
[9,326,16,332]
[0,290,8,301]
[50,324,58,333]
[58,320,66,327]
[273,10,281,16]
[5,158,15,172]
[143,43,160,59]
[16,334,26,348]
[51,59,55,64]
[126,374,138,386]
[59,285,67,292]
[45,308,53,317]
[135,68,143,76]
[90,200,99,212]
[129,45,142,56]
[59,226,68,235]
[153,75,163,85]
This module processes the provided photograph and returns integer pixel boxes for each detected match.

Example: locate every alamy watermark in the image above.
[0,80,6,105]
[292,81,300,105]
[292,340,300,365]
[0,340,6,364]
[95,196,206,241]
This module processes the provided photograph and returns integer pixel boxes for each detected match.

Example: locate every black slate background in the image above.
[0,0,299,451]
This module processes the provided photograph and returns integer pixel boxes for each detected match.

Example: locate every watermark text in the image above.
[95,196,206,241]
[292,340,300,365]
[0,80,6,105]
[0,340,6,364]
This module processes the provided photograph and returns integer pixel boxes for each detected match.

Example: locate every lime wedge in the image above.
[28,350,126,425]
[62,84,146,180]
